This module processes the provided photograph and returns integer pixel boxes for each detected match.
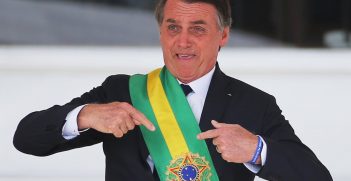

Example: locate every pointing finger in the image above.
[121,103,155,131]
[133,119,141,126]
[197,129,220,140]
[132,113,155,131]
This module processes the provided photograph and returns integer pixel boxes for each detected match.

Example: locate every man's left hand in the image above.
[197,120,261,164]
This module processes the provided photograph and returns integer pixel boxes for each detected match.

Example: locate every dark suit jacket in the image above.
[13,65,332,181]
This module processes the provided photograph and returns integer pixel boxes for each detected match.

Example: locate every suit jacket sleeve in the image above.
[257,96,332,181]
[13,75,129,156]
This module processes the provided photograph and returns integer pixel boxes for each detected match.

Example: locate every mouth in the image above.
[176,53,196,60]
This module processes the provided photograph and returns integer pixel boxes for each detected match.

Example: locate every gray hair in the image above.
[155,0,232,29]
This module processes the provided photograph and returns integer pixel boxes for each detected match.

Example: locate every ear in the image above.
[219,27,230,47]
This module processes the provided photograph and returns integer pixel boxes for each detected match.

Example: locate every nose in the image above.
[176,31,192,48]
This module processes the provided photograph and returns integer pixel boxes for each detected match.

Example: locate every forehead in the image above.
[163,0,218,23]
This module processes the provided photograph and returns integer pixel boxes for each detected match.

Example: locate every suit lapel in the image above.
[199,64,232,131]
[199,64,235,178]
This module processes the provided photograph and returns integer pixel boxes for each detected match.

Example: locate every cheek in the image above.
[161,36,174,52]
[161,43,172,58]
[200,43,218,59]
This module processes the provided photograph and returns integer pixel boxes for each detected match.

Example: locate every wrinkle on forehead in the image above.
[175,2,210,16]
[163,0,222,29]
[165,1,212,20]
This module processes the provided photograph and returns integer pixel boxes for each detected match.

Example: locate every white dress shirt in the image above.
[62,66,267,174]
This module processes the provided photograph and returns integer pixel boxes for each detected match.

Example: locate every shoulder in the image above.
[103,74,131,85]
[222,73,275,103]
[100,74,131,101]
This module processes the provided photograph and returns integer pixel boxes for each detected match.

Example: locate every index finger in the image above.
[197,129,220,140]
[123,104,155,131]
[133,114,155,131]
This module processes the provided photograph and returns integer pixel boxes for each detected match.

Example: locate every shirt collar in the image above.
[177,66,215,96]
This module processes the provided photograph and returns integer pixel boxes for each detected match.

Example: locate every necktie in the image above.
[180,84,193,96]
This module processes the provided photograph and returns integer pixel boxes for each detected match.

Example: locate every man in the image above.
[14,0,332,180]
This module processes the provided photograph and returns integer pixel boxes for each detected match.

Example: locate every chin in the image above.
[177,72,197,82]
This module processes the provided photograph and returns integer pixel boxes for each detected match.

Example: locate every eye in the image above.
[191,26,206,34]
[167,24,180,33]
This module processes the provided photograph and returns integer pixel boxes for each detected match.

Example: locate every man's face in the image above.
[159,0,229,83]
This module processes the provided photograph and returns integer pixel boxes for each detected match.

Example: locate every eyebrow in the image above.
[165,19,207,25]
[166,19,176,23]
[190,20,207,25]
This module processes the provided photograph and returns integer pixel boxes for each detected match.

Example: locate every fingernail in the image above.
[197,134,200,139]
[151,126,156,131]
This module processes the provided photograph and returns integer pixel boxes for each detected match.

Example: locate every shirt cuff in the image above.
[62,105,86,140]
[243,135,267,173]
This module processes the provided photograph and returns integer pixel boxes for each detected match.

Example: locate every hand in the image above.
[77,102,155,138]
[197,120,260,164]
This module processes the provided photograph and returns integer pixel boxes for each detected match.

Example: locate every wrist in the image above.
[249,135,263,165]
[77,104,92,130]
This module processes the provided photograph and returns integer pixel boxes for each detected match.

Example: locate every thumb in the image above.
[211,120,230,128]
[211,120,222,128]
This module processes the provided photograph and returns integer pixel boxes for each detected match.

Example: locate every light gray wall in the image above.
[0,0,284,47]
[1,47,350,180]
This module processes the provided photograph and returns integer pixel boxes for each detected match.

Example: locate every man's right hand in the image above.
[77,102,155,138]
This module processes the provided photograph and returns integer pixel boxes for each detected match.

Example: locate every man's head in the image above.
[155,0,231,83]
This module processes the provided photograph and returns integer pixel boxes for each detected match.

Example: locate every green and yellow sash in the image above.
[129,67,219,181]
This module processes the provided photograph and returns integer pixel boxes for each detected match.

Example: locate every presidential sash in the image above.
[129,67,219,181]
